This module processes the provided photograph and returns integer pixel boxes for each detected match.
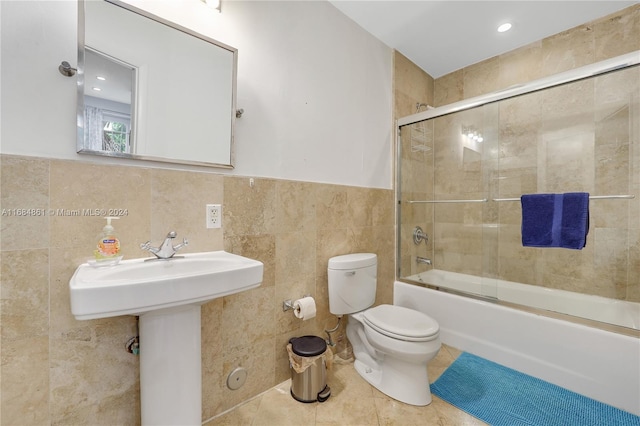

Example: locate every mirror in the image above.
[83,48,136,154]
[78,0,237,168]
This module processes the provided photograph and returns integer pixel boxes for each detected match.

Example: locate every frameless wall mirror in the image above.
[78,0,237,168]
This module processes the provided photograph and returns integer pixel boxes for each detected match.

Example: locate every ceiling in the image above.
[329,1,638,78]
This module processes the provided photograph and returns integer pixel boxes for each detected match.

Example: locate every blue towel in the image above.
[521,192,589,249]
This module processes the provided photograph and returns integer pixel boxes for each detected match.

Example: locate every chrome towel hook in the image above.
[58,61,77,77]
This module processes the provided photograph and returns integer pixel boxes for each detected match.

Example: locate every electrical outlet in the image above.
[206,204,222,229]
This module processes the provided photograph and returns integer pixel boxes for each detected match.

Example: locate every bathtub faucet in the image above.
[416,257,432,265]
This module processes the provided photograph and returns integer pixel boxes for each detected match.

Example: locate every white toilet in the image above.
[328,253,441,406]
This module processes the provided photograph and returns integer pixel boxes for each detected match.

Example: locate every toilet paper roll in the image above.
[293,296,316,321]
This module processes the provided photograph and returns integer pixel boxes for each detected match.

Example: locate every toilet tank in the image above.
[327,253,377,315]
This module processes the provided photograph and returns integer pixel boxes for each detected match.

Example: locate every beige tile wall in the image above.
[494,67,639,299]
[407,4,640,302]
[394,52,436,277]
[0,155,394,424]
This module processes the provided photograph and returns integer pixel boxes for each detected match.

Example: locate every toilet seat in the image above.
[362,304,439,342]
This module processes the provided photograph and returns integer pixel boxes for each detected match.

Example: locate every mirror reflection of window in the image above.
[102,111,130,153]
[83,47,136,153]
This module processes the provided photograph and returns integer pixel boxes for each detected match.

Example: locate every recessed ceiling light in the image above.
[92,87,102,91]
[497,23,512,33]
[96,76,106,81]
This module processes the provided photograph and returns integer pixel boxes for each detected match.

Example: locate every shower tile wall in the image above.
[0,154,394,424]
[425,4,640,302]
[394,52,435,276]
[494,68,639,299]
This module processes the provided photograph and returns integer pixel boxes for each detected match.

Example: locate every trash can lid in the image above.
[289,335,327,357]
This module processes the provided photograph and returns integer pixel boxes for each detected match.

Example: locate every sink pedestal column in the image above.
[139,305,202,425]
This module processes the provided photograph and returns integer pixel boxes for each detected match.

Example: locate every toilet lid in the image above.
[363,304,439,342]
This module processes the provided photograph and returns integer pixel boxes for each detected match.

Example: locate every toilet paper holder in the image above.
[282,295,311,312]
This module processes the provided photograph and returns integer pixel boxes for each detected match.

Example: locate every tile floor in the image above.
[205,344,488,426]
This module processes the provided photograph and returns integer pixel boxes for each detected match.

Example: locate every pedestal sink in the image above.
[69,251,263,425]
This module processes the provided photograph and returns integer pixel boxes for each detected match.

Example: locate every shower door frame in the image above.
[396,50,640,128]
[395,50,640,337]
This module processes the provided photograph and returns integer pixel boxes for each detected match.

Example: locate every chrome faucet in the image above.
[416,256,432,265]
[140,231,188,259]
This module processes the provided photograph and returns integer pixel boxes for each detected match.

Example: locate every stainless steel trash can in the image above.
[289,336,331,403]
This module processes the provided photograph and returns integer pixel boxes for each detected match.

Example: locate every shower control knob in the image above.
[413,226,429,245]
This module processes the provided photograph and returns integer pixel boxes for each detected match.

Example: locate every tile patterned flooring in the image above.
[205,344,488,426]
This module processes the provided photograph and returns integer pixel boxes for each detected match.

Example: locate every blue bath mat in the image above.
[431,352,640,426]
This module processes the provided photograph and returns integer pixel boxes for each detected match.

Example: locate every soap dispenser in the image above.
[94,216,122,265]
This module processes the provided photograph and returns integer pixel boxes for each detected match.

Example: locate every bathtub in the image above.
[394,276,640,416]
[407,269,640,330]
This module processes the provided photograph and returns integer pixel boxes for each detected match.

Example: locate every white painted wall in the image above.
[0,0,393,189]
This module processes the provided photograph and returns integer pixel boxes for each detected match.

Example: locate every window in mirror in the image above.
[102,112,131,153]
